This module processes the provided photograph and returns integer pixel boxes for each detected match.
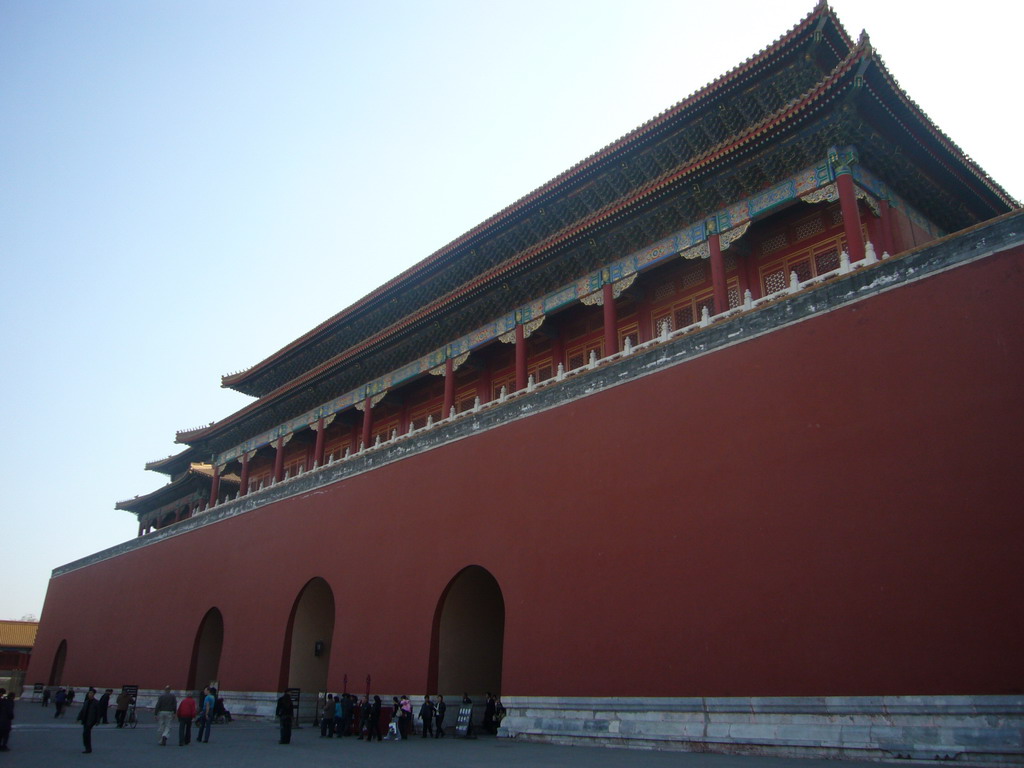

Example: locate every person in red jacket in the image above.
[176,692,197,746]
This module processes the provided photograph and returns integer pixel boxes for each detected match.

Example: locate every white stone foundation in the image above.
[498,696,1024,764]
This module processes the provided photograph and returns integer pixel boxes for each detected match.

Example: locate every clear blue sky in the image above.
[2,0,1020,621]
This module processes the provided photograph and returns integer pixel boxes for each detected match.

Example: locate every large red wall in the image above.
[30,244,1024,698]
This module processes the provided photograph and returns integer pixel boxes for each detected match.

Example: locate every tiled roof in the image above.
[219,1,846,396]
[0,620,39,649]
[175,6,1015,450]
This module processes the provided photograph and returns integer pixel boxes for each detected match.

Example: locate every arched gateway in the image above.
[280,577,335,723]
[49,639,67,686]
[188,607,223,691]
[430,566,504,697]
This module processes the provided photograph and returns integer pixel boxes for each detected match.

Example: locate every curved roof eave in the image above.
[176,42,869,448]
[220,2,850,395]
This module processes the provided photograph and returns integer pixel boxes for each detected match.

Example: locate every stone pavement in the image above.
[2,700,908,768]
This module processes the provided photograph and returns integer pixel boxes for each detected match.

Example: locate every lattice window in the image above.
[653,282,676,302]
[490,372,515,400]
[815,247,840,274]
[674,305,695,329]
[829,204,844,226]
[723,252,738,271]
[324,435,351,462]
[763,268,787,294]
[249,469,272,493]
[566,340,603,370]
[371,417,400,442]
[761,231,788,255]
[680,261,708,288]
[728,284,741,309]
[284,451,308,477]
[410,408,441,430]
[791,259,812,283]
[794,215,825,241]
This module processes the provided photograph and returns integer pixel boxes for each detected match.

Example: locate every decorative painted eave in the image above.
[177,42,877,448]
[219,2,853,397]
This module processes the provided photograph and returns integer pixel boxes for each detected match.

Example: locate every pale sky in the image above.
[2,0,1021,621]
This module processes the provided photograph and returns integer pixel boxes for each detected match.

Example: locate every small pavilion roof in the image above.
[116,463,239,515]
[144,447,199,477]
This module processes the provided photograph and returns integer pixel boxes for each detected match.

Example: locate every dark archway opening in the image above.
[429,565,505,699]
[279,577,335,723]
[188,608,224,692]
[48,639,67,686]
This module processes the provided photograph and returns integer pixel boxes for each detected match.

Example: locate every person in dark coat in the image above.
[275,691,294,744]
[365,695,382,742]
[0,689,14,751]
[434,694,447,738]
[418,695,434,737]
[483,692,496,734]
[76,688,100,753]
[98,689,112,724]
[53,688,66,718]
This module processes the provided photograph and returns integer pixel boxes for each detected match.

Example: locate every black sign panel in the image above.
[455,704,474,738]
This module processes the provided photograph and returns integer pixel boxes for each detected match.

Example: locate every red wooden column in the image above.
[208,464,221,506]
[273,436,285,483]
[515,323,527,391]
[239,453,250,497]
[361,396,373,448]
[443,358,455,416]
[709,232,728,314]
[836,171,865,262]
[879,197,897,257]
[312,417,326,467]
[602,282,617,356]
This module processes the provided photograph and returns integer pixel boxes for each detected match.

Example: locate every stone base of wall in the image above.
[498,696,1024,764]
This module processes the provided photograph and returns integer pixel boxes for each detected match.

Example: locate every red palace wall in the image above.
[29,242,1024,699]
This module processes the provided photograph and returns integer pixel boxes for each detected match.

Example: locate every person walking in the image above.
[176,691,196,746]
[98,689,112,724]
[53,687,66,718]
[419,695,434,737]
[196,686,216,743]
[434,694,447,738]
[276,690,294,744]
[114,689,130,728]
[76,688,100,753]
[0,689,14,752]
[154,685,177,746]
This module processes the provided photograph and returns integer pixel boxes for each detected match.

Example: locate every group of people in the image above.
[1,684,507,754]
[60,684,219,753]
[385,694,449,740]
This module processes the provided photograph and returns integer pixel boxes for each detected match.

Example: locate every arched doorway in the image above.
[188,608,224,692]
[430,565,505,698]
[280,577,335,724]
[49,639,67,686]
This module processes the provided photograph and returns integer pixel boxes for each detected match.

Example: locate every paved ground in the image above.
[4,700,895,768]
